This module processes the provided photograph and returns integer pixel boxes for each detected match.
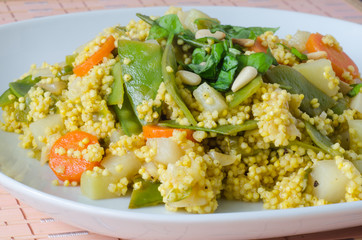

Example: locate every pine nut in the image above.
[307,51,327,60]
[177,70,202,86]
[231,66,258,92]
[195,29,226,40]
[232,38,255,47]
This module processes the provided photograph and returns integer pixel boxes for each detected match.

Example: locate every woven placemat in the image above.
[0,0,361,239]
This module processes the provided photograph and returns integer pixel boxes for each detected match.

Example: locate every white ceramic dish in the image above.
[0,6,361,240]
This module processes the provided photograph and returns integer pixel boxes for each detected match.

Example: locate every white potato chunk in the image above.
[293,59,339,97]
[29,114,64,149]
[101,152,142,179]
[193,82,228,113]
[310,160,348,203]
[147,138,183,165]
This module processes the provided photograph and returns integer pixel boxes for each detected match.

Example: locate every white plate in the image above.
[0,6,361,240]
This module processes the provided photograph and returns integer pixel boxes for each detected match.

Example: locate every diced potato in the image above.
[193,82,228,113]
[147,138,183,165]
[293,59,339,97]
[348,119,362,154]
[80,171,120,200]
[29,114,64,149]
[310,160,348,203]
[101,152,142,179]
[350,92,362,114]
[288,30,311,52]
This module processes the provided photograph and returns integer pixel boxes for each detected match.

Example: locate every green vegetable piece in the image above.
[14,95,31,122]
[331,98,347,115]
[347,83,362,97]
[162,40,197,126]
[188,42,225,80]
[65,54,77,66]
[8,75,41,98]
[112,93,142,136]
[159,119,258,135]
[118,40,163,125]
[137,13,184,40]
[288,140,324,154]
[107,61,124,106]
[237,52,274,74]
[277,43,307,61]
[263,65,336,117]
[129,179,163,209]
[226,75,262,108]
[0,89,16,107]
[211,52,239,91]
[305,121,340,156]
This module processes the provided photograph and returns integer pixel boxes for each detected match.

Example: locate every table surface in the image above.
[0,0,362,239]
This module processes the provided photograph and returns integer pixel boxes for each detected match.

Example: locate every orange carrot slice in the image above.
[306,33,360,82]
[49,130,101,182]
[73,35,115,77]
[143,125,194,141]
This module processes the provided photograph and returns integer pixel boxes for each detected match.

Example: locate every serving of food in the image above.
[0,6,361,218]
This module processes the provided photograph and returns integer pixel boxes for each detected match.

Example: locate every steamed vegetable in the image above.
[73,35,115,77]
[49,130,101,182]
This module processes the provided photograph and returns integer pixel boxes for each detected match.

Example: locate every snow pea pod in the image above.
[118,40,163,125]
[162,40,197,126]
[159,119,258,135]
[112,93,142,136]
[128,178,163,209]
[107,61,124,106]
[305,121,340,156]
[263,65,336,117]
[226,75,262,108]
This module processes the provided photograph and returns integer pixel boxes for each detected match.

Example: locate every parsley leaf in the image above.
[347,83,362,97]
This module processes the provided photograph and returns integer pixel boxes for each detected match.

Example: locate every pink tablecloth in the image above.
[0,0,362,239]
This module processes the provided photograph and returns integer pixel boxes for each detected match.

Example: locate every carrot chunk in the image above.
[73,35,115,77]
[306,33,360,82]
[143,125,194,141]
[49,130,101,182]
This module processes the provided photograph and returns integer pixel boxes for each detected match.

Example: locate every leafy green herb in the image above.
[137,13,184,40]
[347,83,362,97]
[211,52,239,91]
[237,52,274,73]
[210,25,279,40]
[187,42,225,80]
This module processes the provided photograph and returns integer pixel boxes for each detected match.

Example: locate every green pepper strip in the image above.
[226,75,262,108]
[128,178,163,209]
[0,89,16,107]
[162,35,197,126]
[288,140,324,154]
[159,119,258,135]
[107,61,124,106]
[112,93,142,136]
[305,121,340,156]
